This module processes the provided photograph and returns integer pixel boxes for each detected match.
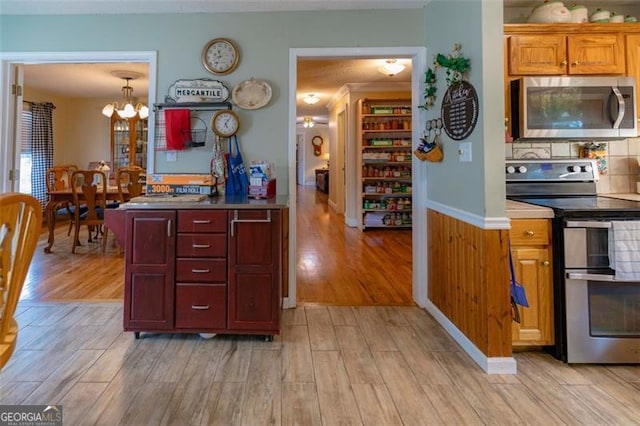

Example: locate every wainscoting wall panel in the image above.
[427,209,512,357]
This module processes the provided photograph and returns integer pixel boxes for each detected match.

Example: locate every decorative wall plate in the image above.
[232,78,272,110]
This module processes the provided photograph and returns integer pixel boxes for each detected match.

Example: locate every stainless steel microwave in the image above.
[510,76,638,140]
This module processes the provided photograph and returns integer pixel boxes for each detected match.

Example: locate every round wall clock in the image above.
[211,110,240,138]
[202,38,240,75]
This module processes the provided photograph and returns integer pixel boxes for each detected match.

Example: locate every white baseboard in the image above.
[424,300,517,374]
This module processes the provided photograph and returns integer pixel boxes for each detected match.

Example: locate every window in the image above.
[19,102,32,194]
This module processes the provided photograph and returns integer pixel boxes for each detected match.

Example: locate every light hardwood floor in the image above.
[3,187,638,424]
[2,301,640,425]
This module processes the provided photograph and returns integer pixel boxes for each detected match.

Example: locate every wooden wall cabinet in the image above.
[508,33,625,75]
[625,34,640,120]
[110,115,148,171]
[510,219,554,346]
[122,207,283,339]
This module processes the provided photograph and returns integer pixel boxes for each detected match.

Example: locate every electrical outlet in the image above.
[166,151,177,162]
[458,142,472,162]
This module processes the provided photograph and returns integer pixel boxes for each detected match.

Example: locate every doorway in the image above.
[0,51,157,193]
[287,46,428,309]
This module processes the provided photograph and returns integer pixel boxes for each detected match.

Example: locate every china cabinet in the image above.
[358,98,412,231]
[110,114,148,171]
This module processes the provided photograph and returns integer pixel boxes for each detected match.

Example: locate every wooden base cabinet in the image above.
[123,207,284,339]
[228,209,282,333]
[124,210,176,332]
[510,219,554,346]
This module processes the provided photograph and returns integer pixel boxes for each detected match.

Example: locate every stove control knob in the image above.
[569,165,581,173]
[506,166,516,174]
[517,166,527,173]
[583,164,593,173]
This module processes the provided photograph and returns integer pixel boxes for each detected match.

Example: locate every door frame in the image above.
[287,46,428,309]
[0,51,158,193]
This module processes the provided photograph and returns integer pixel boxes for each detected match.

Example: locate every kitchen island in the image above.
[106,195,289,340]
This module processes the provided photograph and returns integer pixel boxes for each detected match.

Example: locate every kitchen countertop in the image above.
[117,194,289,210]
[600,193,640,202]
[506,199,554,219]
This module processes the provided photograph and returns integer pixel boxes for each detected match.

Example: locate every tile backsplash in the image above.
[505,137,640,194]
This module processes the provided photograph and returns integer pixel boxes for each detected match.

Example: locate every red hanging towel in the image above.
[165,109,191,151]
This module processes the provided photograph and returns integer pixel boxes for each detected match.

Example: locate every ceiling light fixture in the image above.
[102,71,149,120]
[303,93,320,105]
[377,59,406,77]
[303,116,315,128]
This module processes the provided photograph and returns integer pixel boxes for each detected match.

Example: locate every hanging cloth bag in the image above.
[211,138,227,196]
[226,135,249,196]
[509,245,529,323]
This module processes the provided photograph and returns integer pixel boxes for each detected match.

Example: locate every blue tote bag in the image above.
[226,136,249,196]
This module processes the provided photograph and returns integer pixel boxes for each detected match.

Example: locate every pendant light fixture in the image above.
[303,93,320,105]
[102,71,149,119]
[377,59,406,77]
[303,116,315,128]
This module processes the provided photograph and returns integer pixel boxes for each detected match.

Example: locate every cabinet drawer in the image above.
[176,259,226,282]
[510,219,550,245]
[175,284,226,329]
[177,234,227,258]
[178,210,227,233]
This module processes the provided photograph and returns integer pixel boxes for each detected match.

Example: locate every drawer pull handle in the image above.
[192,244,211,249]
[193,219,211,224]
[191,305,210,310]
[525,230,534,236]
[572,61,579,66]
[191,268,210,273]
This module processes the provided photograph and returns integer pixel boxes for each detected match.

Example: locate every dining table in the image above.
[44,186,133,253]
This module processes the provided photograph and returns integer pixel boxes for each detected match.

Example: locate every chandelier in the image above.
[102,71,149,119]
[303,116,315,128]
[377,59,405,77]
[303,93,320,105]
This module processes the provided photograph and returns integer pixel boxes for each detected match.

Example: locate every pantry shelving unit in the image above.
[358,98,413,231]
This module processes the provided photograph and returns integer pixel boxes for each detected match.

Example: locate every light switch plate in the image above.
[458,142,472,162]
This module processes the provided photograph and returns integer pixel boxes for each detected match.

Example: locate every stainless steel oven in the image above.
[507,159,640,364]
[564,220,640,363]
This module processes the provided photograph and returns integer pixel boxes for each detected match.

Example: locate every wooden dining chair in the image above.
[45,164,79,236]
[0,193,42,371]
[70,170,108,253]
[116,166,145,202]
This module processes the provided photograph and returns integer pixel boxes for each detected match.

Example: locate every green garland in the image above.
[419,43,470,110]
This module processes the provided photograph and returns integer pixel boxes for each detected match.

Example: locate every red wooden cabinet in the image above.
[122,207,283,339]
[123,210,176,333]
[228,209,282,335]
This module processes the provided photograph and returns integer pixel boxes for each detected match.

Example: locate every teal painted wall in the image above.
[1,10,426,192]
[424,0,504,217]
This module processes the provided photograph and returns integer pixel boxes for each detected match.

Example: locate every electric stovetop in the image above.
[511,196,640,217]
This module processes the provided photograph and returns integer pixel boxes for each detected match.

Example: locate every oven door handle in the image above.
[565,220,612,229]
[566,272,639,283]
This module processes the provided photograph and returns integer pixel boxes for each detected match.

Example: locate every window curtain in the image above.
[30,102,55,209]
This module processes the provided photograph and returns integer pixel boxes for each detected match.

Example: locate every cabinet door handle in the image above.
[167,219,172,237]
[572,61,579,66]
[560,60,568,66]
[192,244,211,249]
[191,305,210,310]
[230,210,272,237]
[193,219,211,224]
[191,268,210,273]
[542,260,550,267]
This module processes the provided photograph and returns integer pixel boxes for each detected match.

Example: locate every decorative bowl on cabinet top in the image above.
[527,0,571,23]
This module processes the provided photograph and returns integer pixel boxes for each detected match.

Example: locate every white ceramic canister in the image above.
[625,15,638,23]
[589,8,611,22]
[569,4,588,23]
[527,0,571,23]
[609,12,625,23]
